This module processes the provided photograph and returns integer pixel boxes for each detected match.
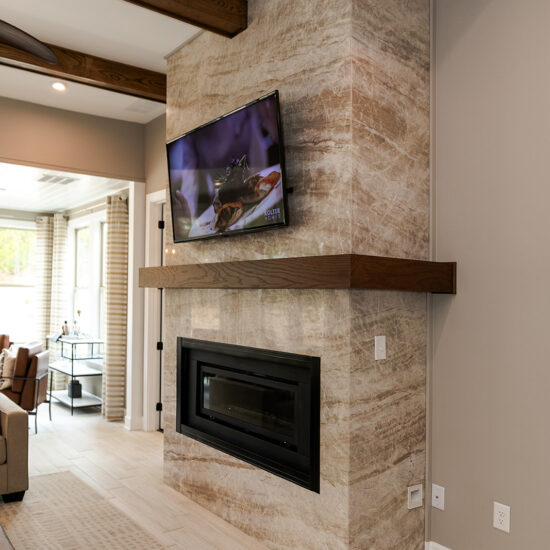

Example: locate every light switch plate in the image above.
[374,335,386,360]
[432,483,445,511]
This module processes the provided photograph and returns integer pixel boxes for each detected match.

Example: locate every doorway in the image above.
[143,189,166,431]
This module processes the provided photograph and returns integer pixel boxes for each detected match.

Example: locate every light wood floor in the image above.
[29,403,268,550]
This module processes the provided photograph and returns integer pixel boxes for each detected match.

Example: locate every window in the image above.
[69,212,107,339]
[73,226,92,334]
[0,224,38,342]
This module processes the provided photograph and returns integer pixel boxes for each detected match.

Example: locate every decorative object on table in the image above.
[67,379,82,399]
[62,321,69,336]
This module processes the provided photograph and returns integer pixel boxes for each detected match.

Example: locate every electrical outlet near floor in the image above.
[493,502,510,533]
[407,484,423,509]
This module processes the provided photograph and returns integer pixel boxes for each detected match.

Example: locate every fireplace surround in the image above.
[154,0,434,547]
[176,337,320,492]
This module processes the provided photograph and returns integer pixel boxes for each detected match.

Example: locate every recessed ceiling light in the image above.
[52,82,66,92]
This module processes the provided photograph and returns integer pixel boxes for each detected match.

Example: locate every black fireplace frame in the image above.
[176,338,320,492]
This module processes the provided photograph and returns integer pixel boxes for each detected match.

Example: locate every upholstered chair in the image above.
[1,343,49,434]
[0,335,10,351]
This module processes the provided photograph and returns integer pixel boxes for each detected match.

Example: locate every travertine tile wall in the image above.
[163,1,429,549]
[349,290,427,549]
[164,289,352,550]
[351,0,430,260]
[165,0,353,264]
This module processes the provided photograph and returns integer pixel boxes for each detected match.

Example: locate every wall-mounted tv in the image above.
[167,91,288,243]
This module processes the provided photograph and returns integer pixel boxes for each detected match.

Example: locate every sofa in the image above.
[0,393,28,502]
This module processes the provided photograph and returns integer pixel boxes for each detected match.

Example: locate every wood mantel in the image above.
[139,254,456,294]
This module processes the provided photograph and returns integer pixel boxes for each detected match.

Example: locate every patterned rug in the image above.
[0,472,165,549]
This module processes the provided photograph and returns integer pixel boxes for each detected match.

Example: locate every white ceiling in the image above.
[0,65,166,123]
[0,162,130,213]
[0,0,202,122]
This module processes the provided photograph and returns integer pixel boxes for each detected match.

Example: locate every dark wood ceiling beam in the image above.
[122,0,247,38]
[0,43,166,103]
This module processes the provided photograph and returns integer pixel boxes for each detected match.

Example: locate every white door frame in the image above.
[125,181,146,430]
[142,189,166,431]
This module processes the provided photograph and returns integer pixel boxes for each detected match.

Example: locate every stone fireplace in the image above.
[159,1,432,549]
[176,337,320,492]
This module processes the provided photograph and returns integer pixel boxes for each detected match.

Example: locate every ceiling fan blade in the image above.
[0,19,57,64]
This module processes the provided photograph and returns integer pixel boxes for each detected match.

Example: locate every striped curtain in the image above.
[49,214,69,390]
[35,216,54,347]
[102,195,129,421]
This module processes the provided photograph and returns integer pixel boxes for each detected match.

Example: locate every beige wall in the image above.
[0,97,145,181]
[145,114,168,195]
[431,1,550,548]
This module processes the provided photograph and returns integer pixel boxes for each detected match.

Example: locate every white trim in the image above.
[145,189,167,204]
[142,188,166,431]
[125,181,146,430]
[0,217,37,230]
[426,542,452,550]
[125,414,143,431]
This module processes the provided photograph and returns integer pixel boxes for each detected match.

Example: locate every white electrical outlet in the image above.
[374,335,386,360]
[493,502,510,533]
[407,484,423,509]
[432,483,445,511]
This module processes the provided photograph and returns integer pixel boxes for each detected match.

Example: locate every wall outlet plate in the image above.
[408,484,423,509]
[493,501,510,533]
[432,483,445,511]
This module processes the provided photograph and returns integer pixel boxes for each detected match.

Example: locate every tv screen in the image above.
[167,91,288,243]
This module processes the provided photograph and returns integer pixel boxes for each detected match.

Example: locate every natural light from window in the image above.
[0,225,37,342]
[71,213,106,339]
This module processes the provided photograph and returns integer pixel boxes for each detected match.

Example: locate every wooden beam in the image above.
[122,0,247,38]
[139,255,457,294]
[0,42,166,102]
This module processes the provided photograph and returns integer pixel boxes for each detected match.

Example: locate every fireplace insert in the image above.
[176,338,320,492]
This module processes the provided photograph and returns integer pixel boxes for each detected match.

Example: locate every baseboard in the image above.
[124,414,143,431]
[426,542,452,550]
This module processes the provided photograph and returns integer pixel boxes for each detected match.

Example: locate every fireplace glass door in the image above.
[201,365,297,449]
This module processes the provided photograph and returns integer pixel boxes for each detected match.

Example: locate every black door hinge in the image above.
[156,341,163,351]
[156,402,163,412]
[158,220,165,229]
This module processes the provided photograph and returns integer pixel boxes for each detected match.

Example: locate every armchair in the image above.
[0,335,10,351]
[0,393,28,502]
[1,343,49,434]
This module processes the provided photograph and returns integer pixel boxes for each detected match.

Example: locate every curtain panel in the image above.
[35,216,54,347]
[49,213,69,391]
[102,195,129,421]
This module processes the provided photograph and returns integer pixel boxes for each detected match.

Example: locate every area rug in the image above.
[0,472,165,549]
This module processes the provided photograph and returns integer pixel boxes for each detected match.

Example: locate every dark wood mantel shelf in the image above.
[139,254,456,294]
